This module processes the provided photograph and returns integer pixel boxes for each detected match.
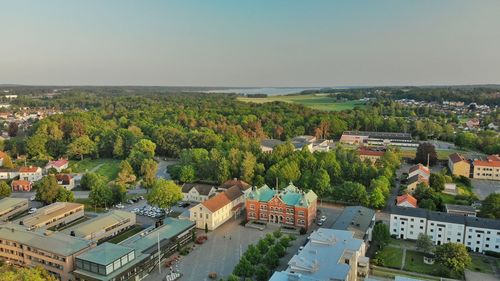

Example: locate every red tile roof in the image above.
[0,151,7,159]
[397,194,417,208]
[219,179,251,191]
[19,166,40,173]
[474,159,500,168]
[358,149,385,157]
[409,164,430,175]
[56,174,72,184]
[487,155,500,162]
[201,186,244,213]
[47,159,69,168]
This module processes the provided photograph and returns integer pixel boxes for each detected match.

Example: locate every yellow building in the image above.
[190,186,245,231]
[448,153,470,178]
[473,155,500,181]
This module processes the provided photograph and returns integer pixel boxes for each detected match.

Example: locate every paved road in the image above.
[11,188,148,200]
[155,158,179,180]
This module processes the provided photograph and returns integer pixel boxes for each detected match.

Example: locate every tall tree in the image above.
[113,136,124,158]
[479,193,500,219]
[414,142,437,166]
[0,181,12,198]
[7,122,18,137]
[117,160,136,185]
[435,243,471,274]
[80,172,107,190]
[35,176,63,204]
[2,154,14,169]
[240,151,256,183]
[140,159,158,189]
[416,233,434,254]
[179,165,196,183]
[147,179,182,210]
[67,136,96,160]
[88,184,113,208]
[372,222,390,249]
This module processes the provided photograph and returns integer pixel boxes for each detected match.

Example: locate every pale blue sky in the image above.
[1,0,499,86]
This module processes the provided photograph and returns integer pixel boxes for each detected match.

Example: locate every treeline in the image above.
[302,86,500,105]
[169,143,401,209]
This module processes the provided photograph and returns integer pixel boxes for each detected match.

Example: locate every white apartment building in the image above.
[464,216,500,253]
[390,206,500,253]
[427,212,465,245]
[390,207,427,240]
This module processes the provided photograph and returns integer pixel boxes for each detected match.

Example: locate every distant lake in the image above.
[203,87,319,96]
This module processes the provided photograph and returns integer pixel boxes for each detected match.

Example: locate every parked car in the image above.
[29,195,36,201]
[28,208,37,214]
[178,202,190,208]
[320,215,327,222]
[116,203,124,209]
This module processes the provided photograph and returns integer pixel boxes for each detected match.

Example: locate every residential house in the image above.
[189,186,245,231]
[466,118,480,129]
[19,166,43,182]
[0,224,95,281]
[260,139,284,153]
[473,155,500,180]
[45,158,69,173]
[396,194,417,208]
[405,174,428,194]
[445,204,477,217]
[0,168,20,180]
[246,183,317,231]
[219,178,252,198]
[11,179,32,192]
[426,211,466,246]
[464,216,500,253]
[448,153,471,178]
[56,174,75,190]
[181,183,217,202]
[358,147,385,164]
[331,206,376,242]
[269,228,369,281]
[390,207,428,240]
[0,198,29,221]
[408,164,430,180]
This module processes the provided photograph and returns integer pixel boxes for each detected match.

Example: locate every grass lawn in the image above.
[467,255,494,274]
[372,267,440,281]
[70,158,121,180]
[376,246,404,269]
[106,225,144,244]
[403,250,462,278]
[237,94,366,111]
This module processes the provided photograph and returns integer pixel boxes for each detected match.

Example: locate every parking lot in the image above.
[471,179,500,200]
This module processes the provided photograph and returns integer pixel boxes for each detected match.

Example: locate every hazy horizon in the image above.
[1,1,500,86]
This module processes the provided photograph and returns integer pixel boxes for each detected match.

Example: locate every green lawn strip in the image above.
[372,267,440,281]
[403,250,463,279]
[375,246,404,269]
[106,225,145,244]
[467,255,494,274]
[69,158,106,173]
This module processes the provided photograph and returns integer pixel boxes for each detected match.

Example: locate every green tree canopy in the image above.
[147,179,182,210]
[435,243,471,274]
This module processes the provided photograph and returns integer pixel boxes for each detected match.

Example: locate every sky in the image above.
[1,0,500,87]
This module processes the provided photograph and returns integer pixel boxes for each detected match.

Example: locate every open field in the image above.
[74,198,106,213]
[237,94,366,111]
[70,158,121,180]
[468,255,495,274]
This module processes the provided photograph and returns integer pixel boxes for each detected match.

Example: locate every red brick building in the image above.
[11,180,32,192]
[246,183,317,230]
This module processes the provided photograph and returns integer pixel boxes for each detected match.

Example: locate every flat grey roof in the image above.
[445,204,476,213]
[465,216,500,230]
[76,242,134,266]
[428,211,466,225]
[390,206,428,218]
[332,206,375,238]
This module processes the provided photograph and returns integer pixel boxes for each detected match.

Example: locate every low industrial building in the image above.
[73,218,195,281]
[358,147,385,164]
[331,206,376,242]
[340,131,418,147]
[246,183,318,231]
[390,206,500,253]
[0,197,29,221]
[63,210,136,242]
[269,228,369,281]
[19,202,84,229]
[181,182,217,202]
[0,224,95,281]
[260,139,284,153]
[445,204,477,217]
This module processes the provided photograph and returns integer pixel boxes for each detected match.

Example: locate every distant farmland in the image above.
[237,94,366,111]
